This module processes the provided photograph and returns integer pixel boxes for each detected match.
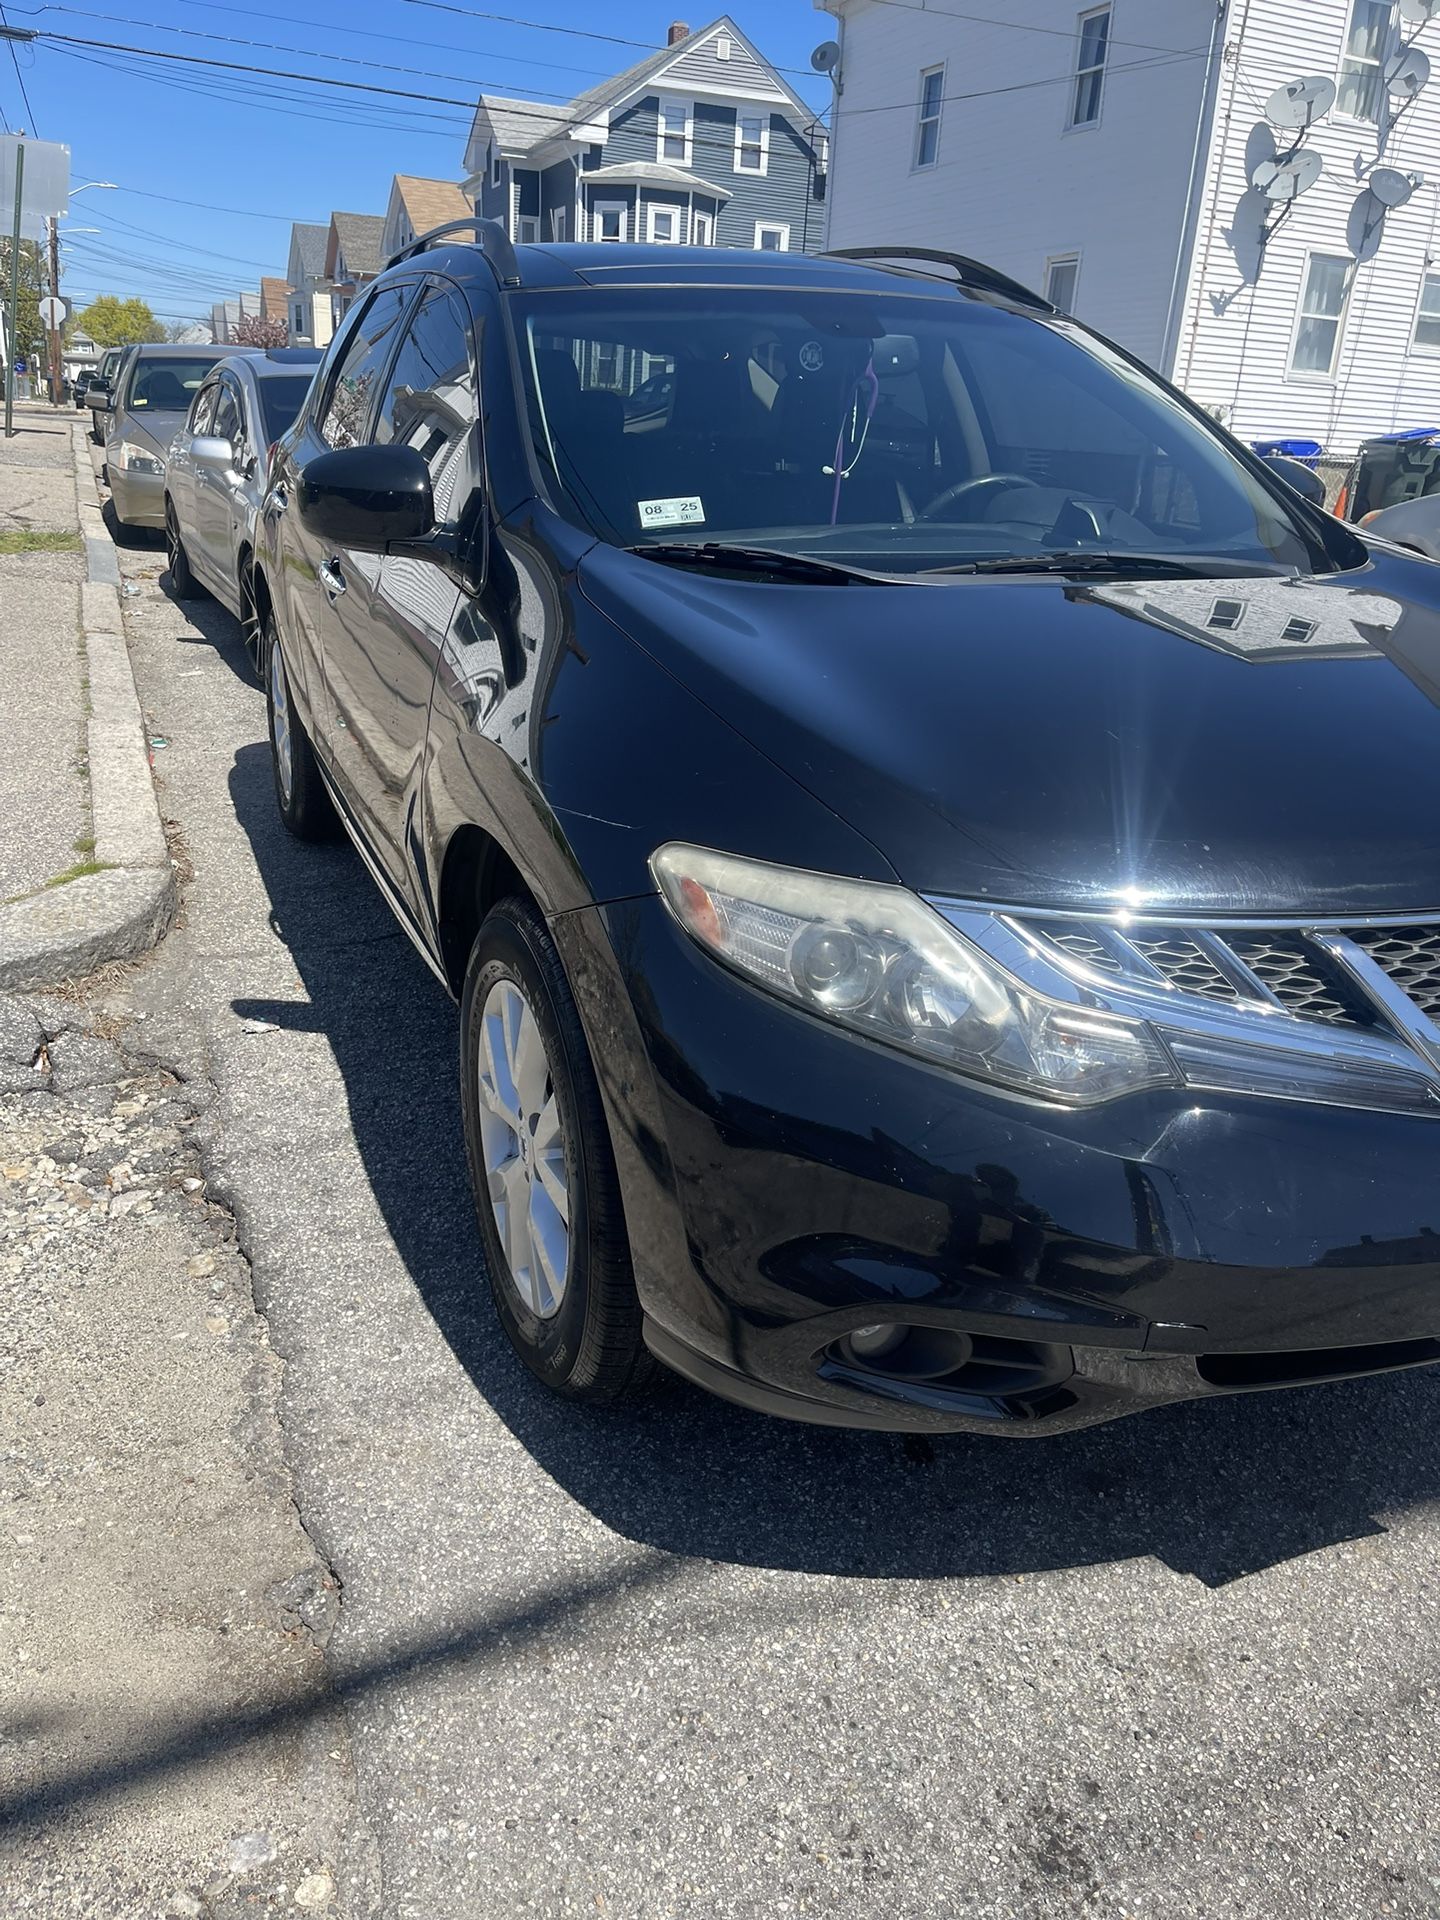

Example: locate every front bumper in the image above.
[558,897,1440,1437]
[107,460,164,528]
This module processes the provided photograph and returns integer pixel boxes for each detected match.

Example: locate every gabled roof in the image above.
[288,221,328,280]
[466,15,817,172]
[326,211,386,280]
[392,174,472,234]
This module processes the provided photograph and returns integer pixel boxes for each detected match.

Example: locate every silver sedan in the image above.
[164,349,322,672]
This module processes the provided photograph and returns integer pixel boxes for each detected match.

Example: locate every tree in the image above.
[77,295,166,347]
[166,319,211,344]
[233,311,287,349]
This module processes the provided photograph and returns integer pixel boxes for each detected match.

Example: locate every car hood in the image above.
[118,412,183,455]
[579,546,1440,917]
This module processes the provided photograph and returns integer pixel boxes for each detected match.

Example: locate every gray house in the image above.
[462,16,826,254]
[285,221,331,348]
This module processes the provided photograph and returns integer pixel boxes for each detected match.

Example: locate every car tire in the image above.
[164,501,204,600]
[460,895,654,1403]
[89,417,103,446]
[265,609,337,841]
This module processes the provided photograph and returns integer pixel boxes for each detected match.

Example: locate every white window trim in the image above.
[1068,5,1110,131]
[1286,250,1354,383]
[517,214,540,244]
[592,198,629,243]
[1335,0,1397,126]
[550,207,567,242]
[1410,269,1440,356]
[692,208,714,246]
[656,95,693,167]
[754,220,790,252]
[716,34,732,59]
[914,63,944,170]
[647,203,680,244]
[1043,251,1082,311]
[734,109,770,175]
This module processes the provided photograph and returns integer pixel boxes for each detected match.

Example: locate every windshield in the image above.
[258,374,317,442]
[126,355,222,412]
[514,289,1338,576]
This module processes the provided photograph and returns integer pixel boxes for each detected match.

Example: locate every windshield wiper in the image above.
[629,542,886,585]
[927,551,1272,579]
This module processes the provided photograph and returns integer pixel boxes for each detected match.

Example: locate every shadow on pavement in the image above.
[225,742,1440,1591]
[159,586,258,687]
[100,497,161,551]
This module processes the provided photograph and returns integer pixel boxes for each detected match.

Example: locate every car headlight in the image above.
[650,845,1176,1106]
[117,440,163,475]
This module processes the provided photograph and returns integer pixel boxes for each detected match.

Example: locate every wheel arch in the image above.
[436,824,530,995]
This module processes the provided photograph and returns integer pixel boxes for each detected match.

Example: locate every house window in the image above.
[1070,7,1110,127]
[657,97,691,165]
[754,221,789,251]
[550,208,567,242]
[1414,272,1440,352]
[593,200,628,242]
[1207,597,1247,632]
[490,145,502,187]
[735,110,768,174]
[915,66,944,168]
[692,208,714,245]
[293,302,304,334]
[648,205,678,244]
[517,215,540,244]
[1338,0,1394,123]
[1290,252,1353,377]
[1280,617,1319,644]
[1044,253,1080,312]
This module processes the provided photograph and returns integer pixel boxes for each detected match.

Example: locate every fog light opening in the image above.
[840,1323,975,1380]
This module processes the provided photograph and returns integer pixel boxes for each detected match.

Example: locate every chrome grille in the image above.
[1349,927,1440,1021]
[1018,914,1440,1038]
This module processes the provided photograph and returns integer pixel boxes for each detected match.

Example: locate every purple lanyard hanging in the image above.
[828,358,879,525]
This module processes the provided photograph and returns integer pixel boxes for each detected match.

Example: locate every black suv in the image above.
[256,222,1440,1437]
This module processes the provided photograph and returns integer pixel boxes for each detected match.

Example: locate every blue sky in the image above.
[0,1,835,327]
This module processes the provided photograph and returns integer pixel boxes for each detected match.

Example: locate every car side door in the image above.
[193,374,248,613]
[286,280,419,829]
[167,377,216,570]
[357,277,483,907]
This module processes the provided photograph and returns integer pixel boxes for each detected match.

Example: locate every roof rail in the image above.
[820,246,1055,313]
[384,216,522,287]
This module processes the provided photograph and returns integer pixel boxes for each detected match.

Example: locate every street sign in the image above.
[0,136,68,241]
[38,295,65,329]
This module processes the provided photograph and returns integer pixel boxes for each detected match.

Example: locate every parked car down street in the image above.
[97,343,232,528]
[255,224,1440,1441]
[163,346,323,671]
[85,344,124,444]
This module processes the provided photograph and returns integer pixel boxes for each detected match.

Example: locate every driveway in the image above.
[90,520,1440,1918]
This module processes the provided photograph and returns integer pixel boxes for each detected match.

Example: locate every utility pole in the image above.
[45,213,60,405]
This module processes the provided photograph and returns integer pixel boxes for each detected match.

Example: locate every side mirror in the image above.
[1263,454,1327,508]
[90,386,113,412]
[295,443,434,550]
[192,434,235,474]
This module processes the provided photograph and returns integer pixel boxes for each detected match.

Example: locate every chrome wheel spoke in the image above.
[475,975,572,1320]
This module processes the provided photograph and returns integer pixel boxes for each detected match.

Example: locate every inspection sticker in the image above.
[637,494,705,530]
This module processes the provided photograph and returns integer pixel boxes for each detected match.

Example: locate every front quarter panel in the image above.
[420,504,900,933]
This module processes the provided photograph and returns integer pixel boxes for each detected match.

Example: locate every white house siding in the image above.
[1174,0,1440,455]
[821,0,1217,369]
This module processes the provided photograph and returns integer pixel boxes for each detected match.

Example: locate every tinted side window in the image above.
[190,382,218,435]
[374,286,477,522]
[316,284,413,450]
[212,381,242,447]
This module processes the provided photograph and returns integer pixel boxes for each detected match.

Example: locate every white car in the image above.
[163,348,323,674]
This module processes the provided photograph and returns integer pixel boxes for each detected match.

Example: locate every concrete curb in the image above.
[0,425,176,989]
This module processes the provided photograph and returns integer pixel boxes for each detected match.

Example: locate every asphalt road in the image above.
[101,515,1440,1919]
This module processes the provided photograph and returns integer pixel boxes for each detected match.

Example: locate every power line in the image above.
[1,2,40,130]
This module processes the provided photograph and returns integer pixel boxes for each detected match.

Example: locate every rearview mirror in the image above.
[192,434,235,473]
[295,442,434,550]
[1263,454,1327,508]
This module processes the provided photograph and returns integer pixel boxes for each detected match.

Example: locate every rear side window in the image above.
[316,284,413,450]
[189,382,219,435]
[212,382,242,448]
[374,286,477,522]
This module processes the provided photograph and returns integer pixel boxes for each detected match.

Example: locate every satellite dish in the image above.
[1252,149,1324,204]
[1385,46,1431,98]
[810,40,840,75]
[1265,75,1337,130]
[1399,0,1440,24]
[1370,166,1417,207]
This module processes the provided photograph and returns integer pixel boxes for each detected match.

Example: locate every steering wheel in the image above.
[918,473,1039,522]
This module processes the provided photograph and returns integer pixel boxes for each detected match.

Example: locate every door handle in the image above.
[319,557,347,599]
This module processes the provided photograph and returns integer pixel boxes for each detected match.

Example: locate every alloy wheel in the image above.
[476,978,570,1318]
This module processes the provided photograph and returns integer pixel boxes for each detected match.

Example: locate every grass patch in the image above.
[0,528,82,555]
[72,833,96,856]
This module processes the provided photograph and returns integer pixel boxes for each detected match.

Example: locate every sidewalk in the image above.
[0,400,175,987]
